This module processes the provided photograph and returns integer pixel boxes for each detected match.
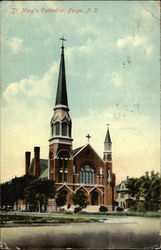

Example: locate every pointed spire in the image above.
[55,37,68,108]
[104,124,112,144]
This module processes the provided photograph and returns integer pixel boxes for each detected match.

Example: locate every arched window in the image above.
[51,123,54,136]
[58,151,70,183]
[50,159,53,180]
[62,122,67,136]
[58,158,63,183]
[69,123,72,137]
[80,172,83,183]
[92,172,95,184]
[55,122,60,136]
[79,164,95,185]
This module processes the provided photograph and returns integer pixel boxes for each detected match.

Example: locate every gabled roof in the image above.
[72,146,84,157]
[28,158,48,176]
[116,180,129,192]
[39,168,48,179]
[57,184,73,193]
[120,180,129,187]
[73,143,103,162]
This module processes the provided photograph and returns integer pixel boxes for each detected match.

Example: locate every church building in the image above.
[26,39,116,210]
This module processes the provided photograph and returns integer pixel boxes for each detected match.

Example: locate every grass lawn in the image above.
[0,210,160,225]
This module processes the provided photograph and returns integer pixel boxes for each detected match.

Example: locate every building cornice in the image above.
[54,104,69,111]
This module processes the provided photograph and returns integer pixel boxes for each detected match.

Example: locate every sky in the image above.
[1,1,160,184]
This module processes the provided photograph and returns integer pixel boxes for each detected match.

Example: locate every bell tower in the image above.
[49,37,73,184]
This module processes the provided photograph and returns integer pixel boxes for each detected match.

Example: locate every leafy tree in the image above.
[1,182,15,210]
[140,171,161,211]
[0,174,35,210]
[56,191,67,207]
[1,176,55,212]
[24,179,56,212]
[127,171,161,211]
[72,190,88,210]
[127,178,142,200]
[10,174,35,209]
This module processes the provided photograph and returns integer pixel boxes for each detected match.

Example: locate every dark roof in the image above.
[72,146,84,157]
[116,180,129,192]
[123,180,129,186]
[28,158,48,176]
[104,128,112,144]
[39,168,48,179]
[55,47,68,107]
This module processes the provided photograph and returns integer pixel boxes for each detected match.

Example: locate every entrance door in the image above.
[91,191,99,205]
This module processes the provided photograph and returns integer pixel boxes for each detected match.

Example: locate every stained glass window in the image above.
[79,165,95,185]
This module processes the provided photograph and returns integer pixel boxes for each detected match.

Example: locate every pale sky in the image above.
[1,1,160,184]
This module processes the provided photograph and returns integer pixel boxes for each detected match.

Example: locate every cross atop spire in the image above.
[60,36,66,49]
[86,134,91,143]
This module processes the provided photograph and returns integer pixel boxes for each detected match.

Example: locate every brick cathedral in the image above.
[26,39,116,210]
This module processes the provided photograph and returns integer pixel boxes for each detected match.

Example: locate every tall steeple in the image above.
[49,37,73,183]
[55,38,68,109]
[49,37,72,148]
[103,124,112,162]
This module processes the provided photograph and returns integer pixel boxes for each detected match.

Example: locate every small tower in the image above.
[103,124,113,208]
[49,37,73,184]
[103,124,112,162]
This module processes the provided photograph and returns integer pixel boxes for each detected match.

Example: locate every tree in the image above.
[24,179,56,212]
[0,174,35,210]
[56,191,67,207]
[140,171,161,211]
[10,174,35,209]
[127,177,142,210]
[127,171,161,211]
[1,182,15,210]
[72,190,88,210]
[1,175,56,212]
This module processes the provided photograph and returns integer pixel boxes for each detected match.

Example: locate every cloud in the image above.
[117,35,145,48]
[6,37,23,54]
[2,62,58,103]
[1,61,59,182]
[146,45,153,57]
[111,72,122,87]
[116,34,153,58]
[78,45,90,54]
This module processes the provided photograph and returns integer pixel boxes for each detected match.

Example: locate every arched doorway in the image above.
[91,191,99,205]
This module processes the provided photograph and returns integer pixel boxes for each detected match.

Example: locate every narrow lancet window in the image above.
[62,123,67,136]
[55,122,60,135]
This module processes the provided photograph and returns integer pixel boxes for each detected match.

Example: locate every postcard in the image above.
[1,1,160,249]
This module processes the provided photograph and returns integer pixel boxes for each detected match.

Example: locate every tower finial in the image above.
[104,124,112,144]
[60,36,66,50]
